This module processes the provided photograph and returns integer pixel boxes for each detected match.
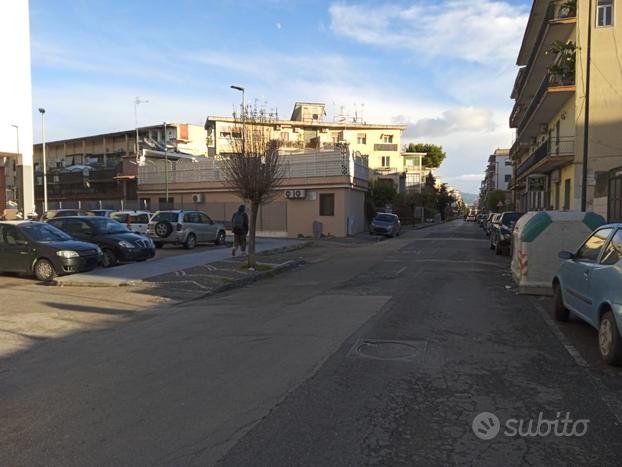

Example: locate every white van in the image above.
[110,211,152,235]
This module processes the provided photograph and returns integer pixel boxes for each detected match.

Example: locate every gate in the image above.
[608,168,622,222]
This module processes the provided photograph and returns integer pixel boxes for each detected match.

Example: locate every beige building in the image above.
[510,0,622,220]
[137,149,369,238]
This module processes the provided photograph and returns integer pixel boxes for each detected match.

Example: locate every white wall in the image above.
[0,0,34,215]
[495,155,513,191]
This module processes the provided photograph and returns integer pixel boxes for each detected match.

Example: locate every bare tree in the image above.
[219,117,285,268]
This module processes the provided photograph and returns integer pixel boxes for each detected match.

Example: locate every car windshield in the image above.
[90,218,130,234]
[501,213,520,226]
[375,214,395,223]
[152,212,178,223]
[21,223,72,242]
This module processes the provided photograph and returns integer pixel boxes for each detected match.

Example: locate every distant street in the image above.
[2,221,622,466]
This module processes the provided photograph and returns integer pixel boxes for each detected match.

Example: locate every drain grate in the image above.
[354,339,425,361]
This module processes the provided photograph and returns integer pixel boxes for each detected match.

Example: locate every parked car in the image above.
[489,212,521,255]
[0,221,102,281]
[89,209,116,218]
[111,210,152,235]
[553,225,622,365]
[466,214,477,222]
[147,210,226,249]
[477,214,487,225]
[40,209,94,221]
[47,216,155,267]
[484,213,499,237]
[370,213,401,237]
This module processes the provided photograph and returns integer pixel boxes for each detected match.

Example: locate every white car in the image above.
[110,210,152,235]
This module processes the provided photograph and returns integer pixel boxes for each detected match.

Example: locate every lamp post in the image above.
[581,0,593,212]
[9,125,19,204]
[38,108,48,213]
[163,121,169,207]
[134,97,149,162]
[230,85,245,154]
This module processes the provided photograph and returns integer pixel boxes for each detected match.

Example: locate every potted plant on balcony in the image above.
[559,0,576,18]
[547,40,576,86]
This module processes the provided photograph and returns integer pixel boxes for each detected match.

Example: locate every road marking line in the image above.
[395,266,407,276]
[530,299,589,368]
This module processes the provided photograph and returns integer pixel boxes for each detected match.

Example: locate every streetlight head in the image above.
[230,85,244,92]
[38,108,45,114]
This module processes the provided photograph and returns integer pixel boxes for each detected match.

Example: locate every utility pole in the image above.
[38,108,48,213]
[230,85,245,154]
[134,97,149,163]
[164,122,169,207]
[581,0,593,212]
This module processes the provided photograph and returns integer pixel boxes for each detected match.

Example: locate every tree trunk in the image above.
[248,201,259,268]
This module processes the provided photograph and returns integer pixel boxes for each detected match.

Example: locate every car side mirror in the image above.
[558,251,575,260]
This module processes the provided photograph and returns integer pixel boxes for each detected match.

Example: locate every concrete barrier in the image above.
[511,211,606,295]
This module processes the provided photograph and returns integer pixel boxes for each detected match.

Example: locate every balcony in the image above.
[515,137,575,179]
[374,144,398,152]
[512,1,576,104]
[515,73,575,143]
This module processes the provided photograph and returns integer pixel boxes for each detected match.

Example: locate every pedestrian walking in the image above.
[231,204,249,256]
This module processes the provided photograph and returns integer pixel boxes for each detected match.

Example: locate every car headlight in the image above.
[118,240,136,249]
[56,250,79,258]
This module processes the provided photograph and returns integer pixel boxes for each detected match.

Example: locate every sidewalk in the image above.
[54,238,306,287]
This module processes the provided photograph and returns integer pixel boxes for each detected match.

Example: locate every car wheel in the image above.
[184,233,197,250]
[34,259,57,282]
[214,230,226,245]
[599,311,622,365]
[553,284,570,322]
[154,221,173,238]
[102,249,117,268]
[154,242,163,249]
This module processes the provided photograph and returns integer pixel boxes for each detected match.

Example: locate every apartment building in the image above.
[206,102,407,170]
[31,123,207,213]
[481,149,513,206]
[509,0,622,220]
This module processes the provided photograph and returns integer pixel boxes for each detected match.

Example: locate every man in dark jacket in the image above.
[231,204,249,256]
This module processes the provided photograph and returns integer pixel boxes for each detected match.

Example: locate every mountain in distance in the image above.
[460,193,479,205]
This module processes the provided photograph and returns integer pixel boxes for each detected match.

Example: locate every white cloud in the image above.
[329,0,529,64]
[276,22,282,29]
[407,107,496,138]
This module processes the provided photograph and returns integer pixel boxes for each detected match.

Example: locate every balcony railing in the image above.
[514,0,576,99]
[517,73,574,135]
[138,152,369,185]
[373,144,398,152]
[516,137,575,178]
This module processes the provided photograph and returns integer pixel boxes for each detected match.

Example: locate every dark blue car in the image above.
[370,213,401,237]
[553,224,622,365]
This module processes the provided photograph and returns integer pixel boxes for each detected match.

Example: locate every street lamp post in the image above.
[38,108,48,213]
[164,121,169,207]
[230,85,245,154]
[134,97,149,162]
[9,125,19,205]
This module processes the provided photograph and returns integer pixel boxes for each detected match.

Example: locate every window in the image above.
[601,230,622,265]
[184,212,201,223]
[356,133,367,145]
[597,0,614,26]
[159,197,174,210]
[319,193,335,216]
[381,156,391,167]
[382,134,394,143]
[505,174,512,183]
[199,213,214,224]
[505,159,513,166]
[577,228,614,262]
[563,179,571,210]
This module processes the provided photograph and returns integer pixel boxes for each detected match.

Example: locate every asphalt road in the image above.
[1,221,621,466]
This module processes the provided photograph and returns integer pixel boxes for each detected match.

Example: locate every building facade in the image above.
[0,1,35,217]
[137,149,369,238]
[31,123,207,213]
[510,0,622,219]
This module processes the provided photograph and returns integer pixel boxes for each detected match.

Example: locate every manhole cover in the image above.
[355,339,423,361]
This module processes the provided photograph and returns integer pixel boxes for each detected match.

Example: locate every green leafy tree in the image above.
[486,190,507,212]
[405,143,447,169]
[369,179,398,208]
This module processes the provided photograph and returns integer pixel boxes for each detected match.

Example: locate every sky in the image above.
[29,0,532,194]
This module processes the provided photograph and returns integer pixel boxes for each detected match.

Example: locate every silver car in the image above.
[148,210,226,249]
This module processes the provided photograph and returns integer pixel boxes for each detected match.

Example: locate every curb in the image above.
[53,241,311,287]
[184,258,305,302]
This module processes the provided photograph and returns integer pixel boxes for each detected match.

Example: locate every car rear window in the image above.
[375,214,396,222]
[501,213,520,226]
[151,212,178,223]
